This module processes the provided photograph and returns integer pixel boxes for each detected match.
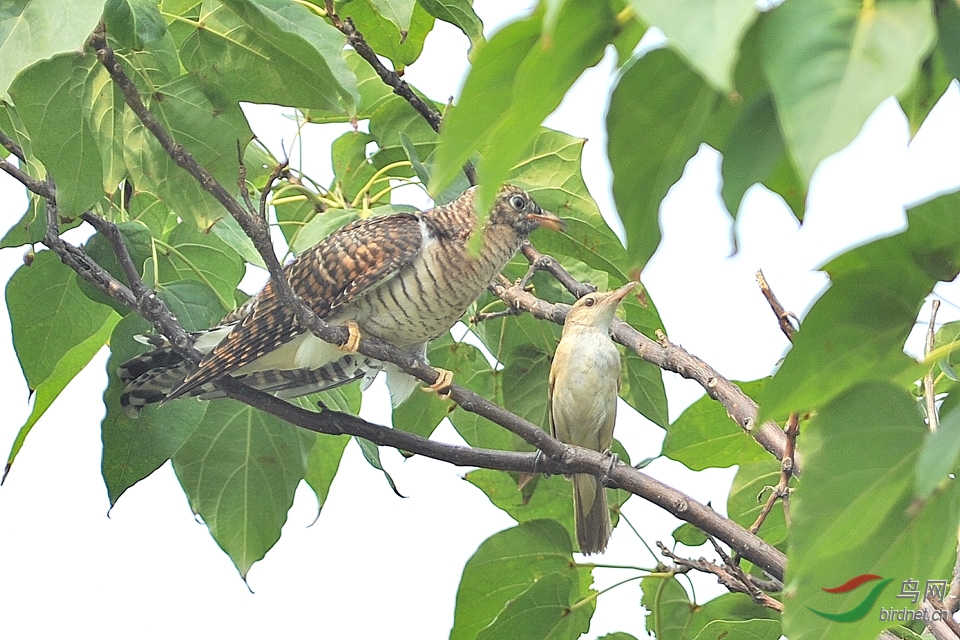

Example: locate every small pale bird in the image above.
[119,185,564,414]
[548,282,636,555]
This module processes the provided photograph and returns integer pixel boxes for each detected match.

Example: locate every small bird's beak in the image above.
[526,210,566,232]
[606,281,638,305]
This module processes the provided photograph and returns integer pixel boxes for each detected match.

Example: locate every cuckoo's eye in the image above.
[509,194,526,210]
[583,297,595,307]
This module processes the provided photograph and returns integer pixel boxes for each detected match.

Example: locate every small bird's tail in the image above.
[572,473,611,555]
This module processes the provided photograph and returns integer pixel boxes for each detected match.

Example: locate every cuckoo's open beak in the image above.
[527,210,566,232]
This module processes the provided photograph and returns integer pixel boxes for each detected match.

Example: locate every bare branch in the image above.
[0,128,25,162]
[756,269,797,342]
[748,412,798,534]
[657,542,783,611]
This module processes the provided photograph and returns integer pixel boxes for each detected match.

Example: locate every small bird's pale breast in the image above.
[550,330,620,450]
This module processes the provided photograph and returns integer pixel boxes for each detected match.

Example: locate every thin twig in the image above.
[657,542,783,611]
[926,299,941,432]
[0,128,26,162]
[748,412,798,534]
[757,269,797,342]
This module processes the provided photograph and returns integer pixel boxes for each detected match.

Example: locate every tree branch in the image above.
[757,269,797,342]
[657,542,783,611]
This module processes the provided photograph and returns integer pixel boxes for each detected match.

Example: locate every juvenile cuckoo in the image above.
[120,185,563,414]
[548,282,636,555]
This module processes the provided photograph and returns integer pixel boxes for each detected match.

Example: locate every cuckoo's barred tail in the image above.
[119,352,377,416]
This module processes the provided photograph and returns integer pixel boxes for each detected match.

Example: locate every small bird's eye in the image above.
[584,297,595,307]
[509,194,526,210]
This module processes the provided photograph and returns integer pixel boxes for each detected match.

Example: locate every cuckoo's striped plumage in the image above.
[119,185,563,413]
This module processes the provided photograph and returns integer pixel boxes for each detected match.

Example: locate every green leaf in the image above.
[628,0,758,92]
[642,576,778,640]
[370,0,415,33]
[330,131,378,202]
[758,188,960,421]
[720,92,805,221]
[416,0,484,48]
[784,381,959,640]
[761,0,935,184]
[0,0,105,97]
[172,398,308,578]
[369,94,441,174]
[355,436,404,497]
[608,47,721,271]
[938,0,960,79]
[915,401,960,499]
[157,279,228,332]
[104,0,169,50]
[180,0,358,115]
[475,570,593,640]
[4,310,117,482]
[127,191,179,239]
[81,62,129,196]
[450,520,578,640]
[155,223,245,312]
[9,53,105,217]
[672,522,707,547]
[210,212,267,269]
[510,129,631,279]
[297,383,360,513]
[100,313,206,505]
[432,0,614,218]
[288,207,361,255]
[663,379,770,470]
[336,0,436,69]
[900,47,954,138]
[122,73,254,230]
[727,459,787,547]
[6,250,115,390]
[692,619,782,640]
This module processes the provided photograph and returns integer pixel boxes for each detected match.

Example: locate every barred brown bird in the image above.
[119,185,564,414]
[548,282,636,555]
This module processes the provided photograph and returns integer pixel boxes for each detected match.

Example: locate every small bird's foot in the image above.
[599,450,620,488]
[338,321,361,352]
[532,449,545,476]
[421,367,454,399]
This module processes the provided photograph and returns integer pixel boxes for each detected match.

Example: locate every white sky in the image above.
[4,3,960,638]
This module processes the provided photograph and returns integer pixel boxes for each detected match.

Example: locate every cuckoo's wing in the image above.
[167,212,425,400]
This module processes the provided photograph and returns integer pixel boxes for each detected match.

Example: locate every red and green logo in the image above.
[807,574,893,622]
